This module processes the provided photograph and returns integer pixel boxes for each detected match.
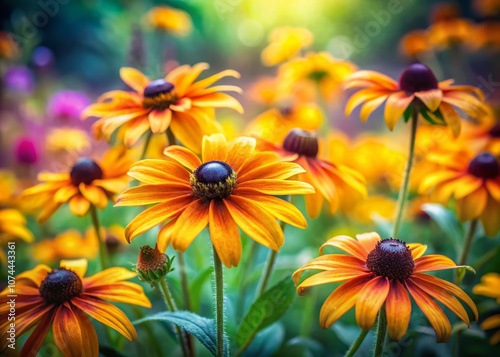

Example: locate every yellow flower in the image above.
[0,170,17,206]
[293,232,477,342]
[21,146,132,222]
[428,18,475,49]
[82,64,242,152]
[0,209,34,265]
[348,195,397,224]
[45,127,92,153]
[116,133,314,267]
[32,229,97,264]
[0,259,151,356]
[399,30,432,59]
[146,6,192,36]
[473,273,500,344]
[419,150,500,236]
[344,63,486,136]
[460,105,500,155]
[279,52,357,102]
[261,27,313,66]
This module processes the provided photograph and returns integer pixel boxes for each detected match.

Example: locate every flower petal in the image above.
[149,109,172,134]
[235,179,315,196]
[79,183,109,209]
[383,92,413,130]
[69,194,91,217]
[456,187,488,221]
[209,201,242,268]
[245,194,307,228]
[202,133,228,162]
[171,199,209,251]
[60,259,88,279]
[386,280,411,341]
[53,304,83,356]
[356,276,390,330]
[320,235,369,261]
[127,159,190,184]
[163,145,202,171]
[21,308,56,356]
[120,67,149,92]
[191,92,243,113]
[414,89,442,112]
[116,185,192,206]
[83,282,151,308]
[226,136,256,172]
[414,254,457,272]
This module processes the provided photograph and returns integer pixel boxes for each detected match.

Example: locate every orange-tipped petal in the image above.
[226,136,256,172]
[84,282,151,308]
[355,232,381,253]
[408,243,427,259]
[360,95,389,122]
[21,309,55,356]
[414,254,457,272]
[414,89,442,112]
[235,179,314,196]
[191,92,243,113]
[386,280,411,341]
[383,92,413,130]
[120,67,149,93]
[439,102,461,137]
[163,145,202,171]
[247,195,307,228]
[149,109,172,134]
[320,235,369,261]
[202,133,228,162]
[127,159,190,184]
[116,185,192,206]
[171,199,209,251]
[356,276,390,330]
[456,187,488,221]
[53,305,84,356]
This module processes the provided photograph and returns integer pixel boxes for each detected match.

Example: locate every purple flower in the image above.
[15,137,38,165]
[3,66,34,94]
[47,90,90,120]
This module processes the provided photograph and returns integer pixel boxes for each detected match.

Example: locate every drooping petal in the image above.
[414,89,442,112]
[355,276,390,330]
[191,92,243,113]
[54,185,79,203]
[53,304,84,356]
[79,183,109,209]
[386,280,412,341]
[237,162,305,182]
[69,195,91,217]
[480,197,500,237]
[359,95,389,122]
[75,310,99,357]
[209,201,242,268]
[452,175,483,199]
[148,109,172,134]
[123,117,151,147]
[455,187,488,221]
[345,88,388,116]
[21,308,56,356]
[383,92,413,130]
[170,199,209,251]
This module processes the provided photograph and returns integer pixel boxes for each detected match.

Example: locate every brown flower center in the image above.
[190,161,237,201]
[467,152,499,179]
[366,239,415,281]
[39,268,83,305]
[70,158,103,186]
[142,79,177,110]
[283,128,319,158]
[399,63,439,94]
[136,245,167,272]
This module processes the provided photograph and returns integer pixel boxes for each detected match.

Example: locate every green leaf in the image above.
[190,267,213,311]
[243,323,285,357]
[236,276,295,348]
[421,203,463,252]
[403,106,413,122]
[134,310,225,357]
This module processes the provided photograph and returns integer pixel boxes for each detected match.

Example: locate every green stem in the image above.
[156,279,191,357]
[213,246,225,357]
[458,219,478,267]
[373,308,387,357]
[255,249,278,298]
[236,240,259,318]
[166,127,176,146]
[89,205,109,269]
[177,251,195,353]
[392,110,419,237]
[344,329,369,357]
[140,131,153,160]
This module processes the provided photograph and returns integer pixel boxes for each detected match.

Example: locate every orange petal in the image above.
[406,279,452,342]
[237,161,306,182]
[69,195,91,217]
[53,304,83,356]
[486,180,500,201]
[301,158,337,202]
[157,218,178,252]
[345,88,389,116]
[359,95,389,122]
[319,275,370,328]
[226,136,256,172]
[188,69,240,94]
[209,201,242,268]
[235,179,315,196]
[345,71,398,90]
[191,92,243,113]
[456,187,488,221]
[123,117,151,147]
[148,109,172,134]
[355,232,381,253]
[356,276,390,330]
[298,270,371,293]
[163,145,202,171]
[453,176,483,199]
[292,254,366,284]
[83,267,137,288]
[414,254,457,272]
[439,102,461,137]
[21,309,56,356]
[54,184,79,203]
[60,259,88,279]
[408,243,427,259]
[116,185,192,206]
[202,133,228,162]
[383,92,413,130]
[414,89,442,112]
[101,110,150,137]
[170,111,222,153]
[83,282,151,308]
[171,199,209,251]
[480,197,500,237]
[75,310,99,357]
[386,280,411,340]
[245,194,307,228]
[320,235,368,261]
[120,67,149,92]
[305,188,324,218]
[79,183,109,209]
[38,200,63,224]
[127,159,190,184]
[174,62,210,97]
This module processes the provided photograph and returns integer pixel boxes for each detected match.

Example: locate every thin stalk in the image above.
[344,329,369,357]
[177,251,195,353]
[140,130,153,160]
[166,127,176,146]
[156,279,191,357]
[458,219,478,267]
[89,205,109,269]
[373,308,387,357]
[213,246,225,357]
[392,110,419,237]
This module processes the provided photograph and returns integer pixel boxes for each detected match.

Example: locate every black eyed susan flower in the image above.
[0,209,33,264]
[0,259,151,356]
[115,133,314,268]
[473,273,500,344]
[146,6,193,36]
[344,63,487,136]
[261,27,313,66]
[293,232,478,342]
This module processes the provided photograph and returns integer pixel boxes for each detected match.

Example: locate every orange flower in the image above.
[473,0,500,17]
[293,232,477,342]
[257,129,366,218]
[0,209,33,265]
[261,27,313,66]
[344,63,486,136]
[146,6,192,36]
[82,63,242,152]
[428,18,475,49]
[473,273,500,344]
[21,146,132,222]
[0,259,151,356]
[399,30,432,59]
[460,105,500,155]
[116,133,314,267]
[419,150,500,236]
[0,31,19,59]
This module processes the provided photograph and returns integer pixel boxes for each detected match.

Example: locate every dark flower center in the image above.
[488,122,500,138]
[283,128,319,158]
[70,158,103,186]
[190,161,237,201]
[467,152,499,179]
[366,239,415,281]
[142,79,177,110]
[399,63,439,94]
[39,268,83,305]
[279,105,294,117]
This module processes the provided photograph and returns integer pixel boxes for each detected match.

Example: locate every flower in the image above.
[21,146,132,222]
[460,105,500,155]
[428,18,474,49]
[3,65,34,94]
[0,209,34,264]
[14,137,38,165]
[473,273,500,344]
[47,90,90,121]
[82,63,242,151]
[279,52,357,102]
[399,30,432,59]
[146,6,192,36]
[261,27,313,66]
[473,0,500,16]
[0,31,19,59]
[116,133,314,267]
[0,259,151,356]
[419,150,500,236]
[257,129,366,218]
[293,232,478,342]
[45,127,92,154]
[344,63,486,136]
[0,170,17,205]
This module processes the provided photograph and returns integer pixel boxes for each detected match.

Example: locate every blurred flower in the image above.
[89,224,128,255]
[3,66,34,94]
[279,52,357,102]
[473,0,500,16]
[257,129,366,218]
[32,46,54,69]
[344,63,486,136]
[471,22,500,49]
[419,150,500,236]
[47,90,90,121]
[128,25,146,69]
[146,6,192,36]
[429,3,461,23]
[83,64,242,152]
[261,27,313,66]
[116,133,313,267]
[21,146,132,222]
[428,18,475,49]
[348,195,397,223]
[399,30,432,59]
[0,170,16,205]
[0,209,34,265]
[0,31,19,59]
[246,102,323,142]
[14,137,38,165]
[45,127,92,154]
[460,106,500,155]
[293,232,477,342]
[0,259,151,355]
[473,273,500,344]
